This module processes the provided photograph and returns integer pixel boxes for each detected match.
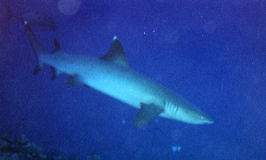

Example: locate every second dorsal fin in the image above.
[100,36,129,67]
[52,39,63,53]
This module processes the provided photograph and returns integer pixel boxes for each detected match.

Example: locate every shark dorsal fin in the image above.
[52,39,63,53]
[100,36,129,67]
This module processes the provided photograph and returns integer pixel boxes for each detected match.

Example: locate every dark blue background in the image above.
[0,0,265,159]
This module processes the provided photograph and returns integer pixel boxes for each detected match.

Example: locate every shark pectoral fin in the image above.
[66,75,82,88]
[133,103,164,127]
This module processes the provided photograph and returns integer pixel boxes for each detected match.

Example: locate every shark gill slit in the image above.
[165,101,178,114]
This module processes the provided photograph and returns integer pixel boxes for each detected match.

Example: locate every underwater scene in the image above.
[0,0,265,159]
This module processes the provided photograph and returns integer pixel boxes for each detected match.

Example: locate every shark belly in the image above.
[40,54,157,108]
[81,62,159,109]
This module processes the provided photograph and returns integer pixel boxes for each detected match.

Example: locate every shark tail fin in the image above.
[3,2,23,24]
[24,23,45,57]
[4,3,56,30]
[24,23,45,75]
[4,2,13,21]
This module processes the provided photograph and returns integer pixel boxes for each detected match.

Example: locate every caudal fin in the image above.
[4,2,56,30]
[3,2,14,22]
[24,23,45,57]
[24,23,45,75]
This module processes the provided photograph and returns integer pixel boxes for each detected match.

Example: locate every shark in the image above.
[23,22,213,127]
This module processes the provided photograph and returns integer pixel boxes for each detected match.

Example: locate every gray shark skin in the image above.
[24,23,213,127]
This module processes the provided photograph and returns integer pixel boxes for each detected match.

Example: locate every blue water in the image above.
[1,0,265,159]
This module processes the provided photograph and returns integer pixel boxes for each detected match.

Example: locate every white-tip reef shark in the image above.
[23,23,213,127]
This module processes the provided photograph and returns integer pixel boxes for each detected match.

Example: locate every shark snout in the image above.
[201,115,214,124]
[194,112,214,124]
[183,108,214,125]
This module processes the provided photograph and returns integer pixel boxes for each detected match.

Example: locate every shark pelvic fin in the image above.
[33,65,41,75]
[50,66,62,80]
[33,62,45,75]
[66,75,83,88]
[52,39,63,53]
[133,103,164,127]
[100,36,129,67]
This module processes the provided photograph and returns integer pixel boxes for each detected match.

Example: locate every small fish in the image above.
[4,2,56,30]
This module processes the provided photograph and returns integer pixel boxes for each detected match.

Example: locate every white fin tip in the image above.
[113,36,118,40]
